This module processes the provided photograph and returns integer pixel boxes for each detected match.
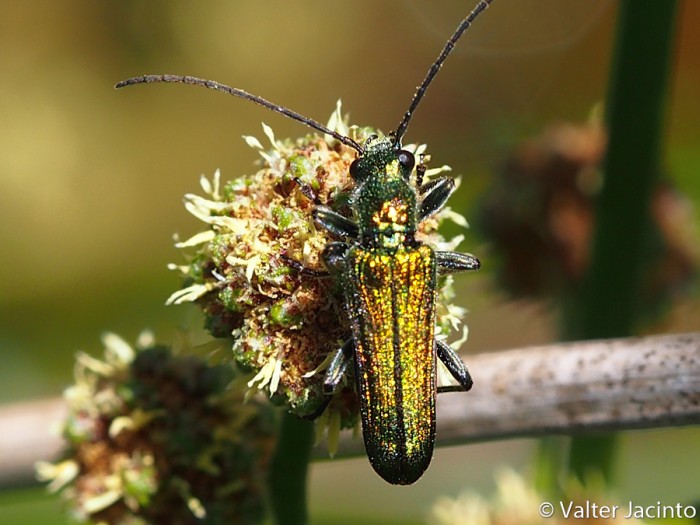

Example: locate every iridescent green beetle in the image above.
[117,0,493,485]
[314,136,480,485]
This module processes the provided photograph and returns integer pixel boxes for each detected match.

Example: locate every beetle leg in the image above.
[418,176,446,195]
[416,156,427,188]
[291,176,321,204]
[418,176,456,222]
[280,254,330,278]
[313,206,359,240]
[290,173,358,239]
[301,338,354,420]
[282,241,352,277]
[435,339,473,392]
[321,241,351,271]
[323,338,354,394]
[301,397,332,420]
[436,251,480,274]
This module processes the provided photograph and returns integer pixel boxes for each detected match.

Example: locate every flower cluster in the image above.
[428,469,647,525]
[166,103,471,443]
[478,113,697,317]
[36,332,275,525]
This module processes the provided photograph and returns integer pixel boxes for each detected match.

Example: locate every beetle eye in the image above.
[397,150,415,176]
[349,158,361,180]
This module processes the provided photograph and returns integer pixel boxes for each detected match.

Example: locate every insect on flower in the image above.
[117,0,493,485]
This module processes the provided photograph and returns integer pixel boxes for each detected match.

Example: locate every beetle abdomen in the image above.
[344,244,437,485]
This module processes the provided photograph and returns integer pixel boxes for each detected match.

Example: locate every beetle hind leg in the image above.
[323,338,354,394]
[435,339,473,392]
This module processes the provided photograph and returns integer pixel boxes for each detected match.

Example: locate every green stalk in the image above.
[268,411,315,525]
[565,0,679,483]
[534,436,567,499]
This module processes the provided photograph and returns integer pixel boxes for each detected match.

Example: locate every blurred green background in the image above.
[1,0,699,523]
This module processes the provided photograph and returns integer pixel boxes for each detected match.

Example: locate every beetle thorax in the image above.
[355,164,417,250]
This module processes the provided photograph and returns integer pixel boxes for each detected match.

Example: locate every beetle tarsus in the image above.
[323,339,354,394]
[280,254,330,277]
[292,176,321,204]
[436,338,473,391]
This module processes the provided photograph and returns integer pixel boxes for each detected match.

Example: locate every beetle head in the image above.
[349,136,415,185]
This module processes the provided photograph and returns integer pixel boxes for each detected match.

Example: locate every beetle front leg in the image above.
[291,176,321,204]
[290,176,359,240]
[418,176,456,222]
[436,251,480,274]
[435,339,473,393]
[313,206,359,240]
[321,241,351,271]
[323,338,354,394]
[282,227,354,278]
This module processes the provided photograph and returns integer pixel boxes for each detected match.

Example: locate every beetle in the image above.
[117,0,493,484]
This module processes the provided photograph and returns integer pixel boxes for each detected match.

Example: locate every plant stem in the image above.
[5,334,700,490]
[565,0,679,483]
[534,436,567,499]
[268,411,314,525]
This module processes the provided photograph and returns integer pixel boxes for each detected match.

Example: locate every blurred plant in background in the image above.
[477,112,698,322]
[475,0,687,503]
[36,332,275,525]
[428,469,648,525]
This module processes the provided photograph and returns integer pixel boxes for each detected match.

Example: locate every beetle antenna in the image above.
[116,74,364,153]
[394,0,494,144]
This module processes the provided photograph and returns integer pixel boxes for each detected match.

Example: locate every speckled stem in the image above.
[327,332,700,455]
[3,333,698,488]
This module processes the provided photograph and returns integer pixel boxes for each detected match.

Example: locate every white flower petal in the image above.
[83,488,123,514]
[167,263,190,275]
[102,332,135,365]
[187,497,207,519]
[35,460,79,492]
[136,330,155,349]
[442,209,469,228]
[259,150,276,165]
[174,230,216,248]
[242,135,263,149]
[425,164,452,177]
[76,352,114,376]
[212,169,221,200]
[247,358,276,390]
[302,351,334,378]
[165,283,216,305]
[109,416,135,438]
[451,326,469,350]
[436,234,464,252]
[199,173,212,195]
[183,193,230,216]
[262,122,277,148]
[327,99,349,137]
[269,357,283,394]
[212,215,253,235]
